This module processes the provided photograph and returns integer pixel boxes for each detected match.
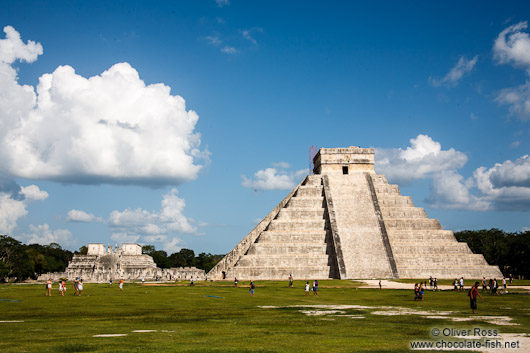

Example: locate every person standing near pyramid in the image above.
[469,282,482,314]
[249,281,255,296]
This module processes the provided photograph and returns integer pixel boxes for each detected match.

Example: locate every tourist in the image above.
[482,277,487,292]
[109,279,112,286]
[142,277,145,284]
[509,274,513,284]
[190,276,194,286]
[429,276,433,289]
[379,280,382,290]
[453,279,458,291]
[502,277,507,293]
[234,277,238,287]
[61,280,66,296]
[46,278,52,296]
[492,278,499,295]
[433,278,438,291]
[249,281,255,296]
[489,278,494,293]
[74,277,79,296]
[78,279,83,296]
[119,278,124,292]
[414,283,418,300]
[312,280,318,296]
[469,281,482,314]
[459,277,464,292]
[305,282,310,296]
[419,282,424,301]
[288,274,293,288]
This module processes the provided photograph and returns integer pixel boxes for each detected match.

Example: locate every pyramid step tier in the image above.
[237,255,333,267]
[247,242,330,255]
[397,266,503,279]
[286,198,326,209]
[258,231,328,243]
[380,208,427,218]
[391,243,472,254]
[387,230,456,240]
[378,195,414,207]
[394,254,489,266]
[384,219,442,230]
[268,220,326,231]
[228,266,333,280]
[276,209,325,219]
[295,187,324,197]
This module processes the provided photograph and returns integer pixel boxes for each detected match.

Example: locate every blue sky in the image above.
[0,1,529,254]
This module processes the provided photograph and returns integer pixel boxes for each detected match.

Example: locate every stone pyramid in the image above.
[208,147,502,280]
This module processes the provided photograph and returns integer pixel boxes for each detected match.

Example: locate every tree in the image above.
[142,245,156,256]
[77,246,88,255]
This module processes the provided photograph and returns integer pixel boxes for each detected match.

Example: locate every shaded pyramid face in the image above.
[208,147,503,280]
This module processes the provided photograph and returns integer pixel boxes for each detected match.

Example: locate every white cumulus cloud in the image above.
[376,135,530,211]
[495,81,530,121]
[0,26,207,186]
[430,56,478,87]
[375,134,468,184]
[19,223,75,247]
[494,22,530,121]
[494,21,530,72]
[242,163,307,191]
[66,209,101,223]
[106,188,196,253]
[0,181,48,235]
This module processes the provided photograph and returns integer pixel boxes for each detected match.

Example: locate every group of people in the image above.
[452,277,466,291]
[428,276,439,290]
[45,277,126,296]
[45,277,83,296]
[481,276,508,295]
[413,282,424,301]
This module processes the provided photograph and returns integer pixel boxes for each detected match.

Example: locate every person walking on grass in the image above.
[305,282,310,296]
[74,277,79,296]
[502,277,507,294]
[249,281,255,296]
[234,277,238,287]
[119,278,124,292]
[469,281,482,314]
[433,278,438,291]
[288,274,293,288]
[482,277,487,292]
[312,280,318,296]
[46,278,52,296]
[59,280,66,296]
[379,280,382,290]
[419,282,424,301]
[190,276,194,286]
[77,279,83,296]
[453,279,458,291]
[459,277,464,292]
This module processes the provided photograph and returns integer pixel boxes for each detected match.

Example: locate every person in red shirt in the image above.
[469,281,482,314]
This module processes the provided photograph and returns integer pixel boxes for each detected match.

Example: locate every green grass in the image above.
[394,278,530,286]
[0,280,529,352]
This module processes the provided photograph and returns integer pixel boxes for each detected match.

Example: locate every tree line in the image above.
[2,228,528,282]
[0,234,224,282]
[454,229,529,279]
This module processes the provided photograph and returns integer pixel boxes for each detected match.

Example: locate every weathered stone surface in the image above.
[208,146,502,280]
[38,243,205,282]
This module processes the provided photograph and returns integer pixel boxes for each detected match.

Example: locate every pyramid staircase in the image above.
[226,175,338,280]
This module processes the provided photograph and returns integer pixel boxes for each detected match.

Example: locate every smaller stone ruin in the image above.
[38,243,205,282]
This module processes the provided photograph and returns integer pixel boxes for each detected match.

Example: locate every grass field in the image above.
[1,280,529,352]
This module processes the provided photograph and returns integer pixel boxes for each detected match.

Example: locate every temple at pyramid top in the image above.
[208,147,502,280]
[313,147,375,174]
